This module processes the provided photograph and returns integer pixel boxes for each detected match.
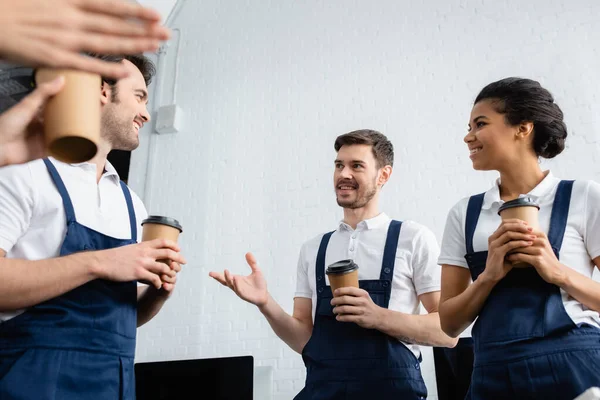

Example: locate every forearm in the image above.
[556,264,600,313]
[137,286,170,327]
[258,295,312,354]
[0,252,98,311]
[376,309,458,347]
[439,273,498,337]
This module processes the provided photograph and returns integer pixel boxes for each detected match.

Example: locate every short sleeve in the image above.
[583,180,600,260]
[411,225,442,296]
[294,242,312,299]
[438,200,469,269]
[0,163,36,253]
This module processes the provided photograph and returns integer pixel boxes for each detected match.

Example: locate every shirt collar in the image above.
[338,212,391,231]
[482,170,559,209]
[62,158,121,182]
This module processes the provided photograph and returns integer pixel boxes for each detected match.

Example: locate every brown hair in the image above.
[85,53,156,100]
[334,129,394,167]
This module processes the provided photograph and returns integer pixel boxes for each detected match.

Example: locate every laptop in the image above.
[135,355,254,400]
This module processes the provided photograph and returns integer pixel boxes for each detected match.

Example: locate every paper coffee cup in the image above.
[326,259,359,296]
[34,68,100,163]
[141,215,183,243]
[498,197,540,267]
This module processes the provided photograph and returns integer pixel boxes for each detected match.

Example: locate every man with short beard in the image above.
[0,54,186,400]
[210,129,456,399]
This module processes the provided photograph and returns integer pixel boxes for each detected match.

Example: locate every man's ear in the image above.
[378,165,392,187]
[100,81,112,106]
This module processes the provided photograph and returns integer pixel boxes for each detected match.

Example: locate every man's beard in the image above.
[101,105,139,151]
[335,179,377,209]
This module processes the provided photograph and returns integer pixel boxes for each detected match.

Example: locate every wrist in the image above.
[257,293,272,314]
[551,262,570,287]
[374,307,390,332]
[478,270,503,286]
[79,250,103,280]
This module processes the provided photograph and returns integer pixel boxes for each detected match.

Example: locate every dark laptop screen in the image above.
[135,355,254,400]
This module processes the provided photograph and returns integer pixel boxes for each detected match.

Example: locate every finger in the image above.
[12,77,65,117]
[224,269,235,290]
[78,13,157,38]
[336,314,359,323]
[331,295,361,307]
[333,287,365,297]
[162,282,175,292]
[499,240,534,256]
[77,0,164,23]
[153,248,186,265]
[148,261,171,276]
[490,221,531,241]
[169,261,182,273]
[245,252,261,273]
[208,272,228,286]
[45,48,131,79]
[333,305,362,315]
[141,270,162,289]
[161,273,176,284]
[506,253,536,265]
[490,230,535,250]
[65,31,161,54]
[150,239,181,252]
[162,268,176,278]
[497,231,538,245]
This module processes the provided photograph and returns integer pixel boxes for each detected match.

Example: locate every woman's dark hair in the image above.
[475,77,567,159]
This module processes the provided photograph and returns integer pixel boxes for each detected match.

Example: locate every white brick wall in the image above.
[130,1,600,399]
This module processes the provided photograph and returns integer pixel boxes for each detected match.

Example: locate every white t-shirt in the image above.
[0,157,147,322]
[438,171,600,330]
[295,213,442,357]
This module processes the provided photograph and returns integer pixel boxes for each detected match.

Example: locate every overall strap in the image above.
[465,193,485,254]
[380,220,403,280]
[547,180,574,257]
[315,231,335,293]
[43,158,77,224]
[119,181,138,242]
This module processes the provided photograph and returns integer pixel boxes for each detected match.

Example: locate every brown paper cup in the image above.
[498,197,540,268]
[141,216,183,265]
[34,68,100,163]
[326,259,359,296]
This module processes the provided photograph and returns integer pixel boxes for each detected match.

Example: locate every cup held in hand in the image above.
[326,259,359,296]
[498,197,540,268]
[34,68,101,163]
[141,215,183,266]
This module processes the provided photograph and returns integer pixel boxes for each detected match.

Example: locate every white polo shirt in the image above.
[295,213,442,357]
[0,157,147,322]
[438,171,600,329]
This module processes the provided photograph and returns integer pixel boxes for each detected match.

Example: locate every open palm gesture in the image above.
[209,252,268,307]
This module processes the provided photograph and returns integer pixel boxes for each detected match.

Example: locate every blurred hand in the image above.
[0,0,170,78]
[0,76,64,167]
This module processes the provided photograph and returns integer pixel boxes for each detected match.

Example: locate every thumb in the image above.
[245,252,260,272]
[14,77,65,117]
